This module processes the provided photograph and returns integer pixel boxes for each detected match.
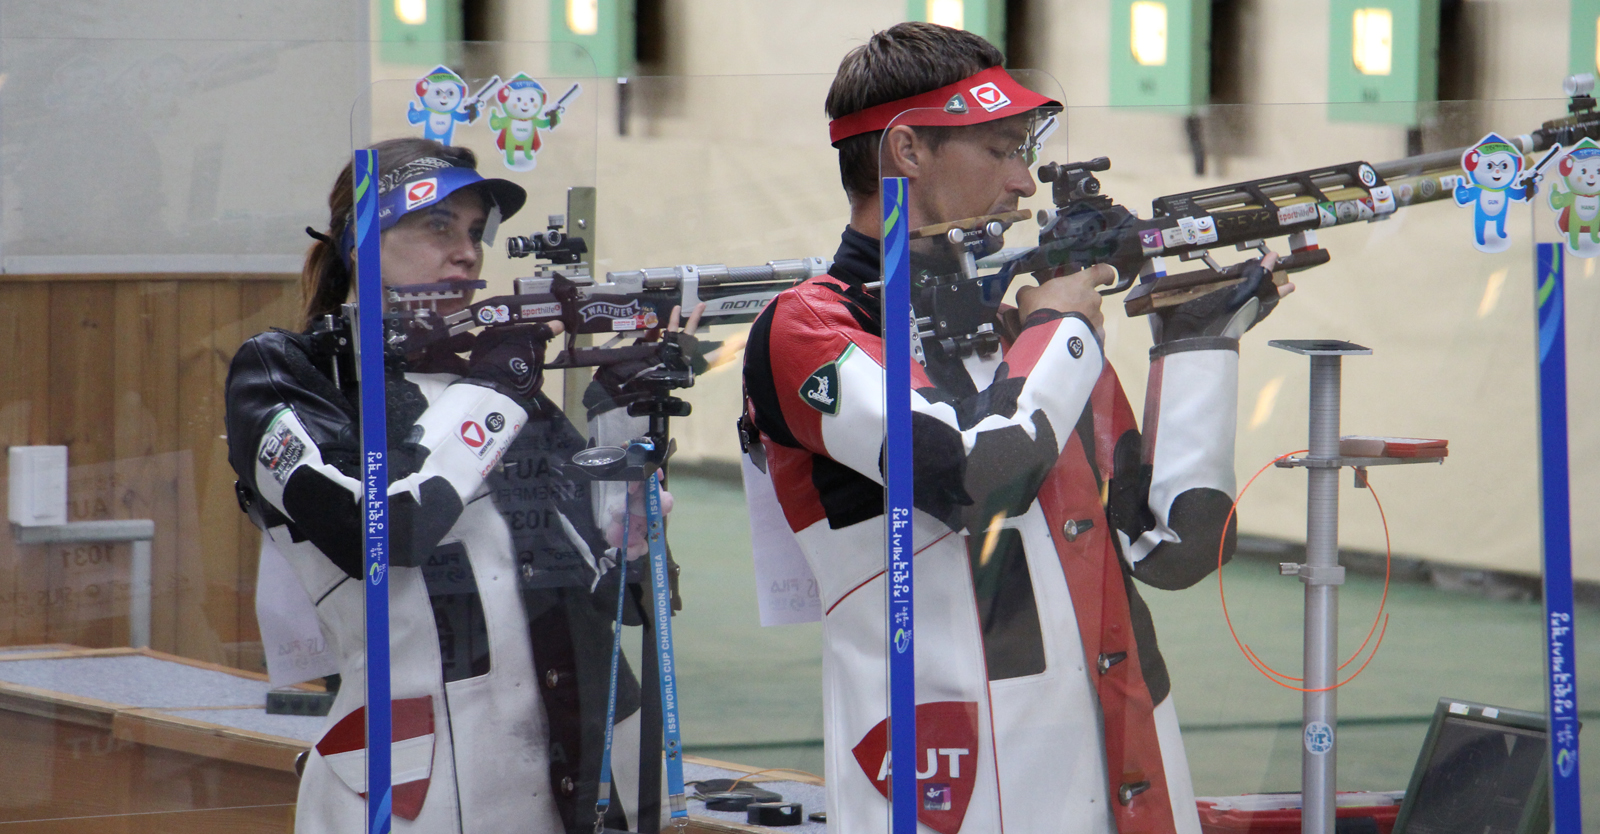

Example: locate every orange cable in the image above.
[1218,451,1394,692]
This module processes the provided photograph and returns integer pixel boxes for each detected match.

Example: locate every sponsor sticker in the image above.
[1304,721,1334,755]
[1177,215,1218,246]
[1277,202,1319,226]
[1317,202,1339,227]
[1067,336,1085,358]
[969,82,1011,112]
[258,418,306,485]
[1419,177,1440,199]
[459,420,495,459]
[943,94,968,115]
[1395,182,1414,204]
[485,412,505,433]
[800,361,841,415]
[1369,185,1396,214]
[1160,226,1185,249]
[1357,163,1378,187]
[405,177,439,210]
[519,302,562,318]
[1138,228,1163,254]
[580,300,643,322]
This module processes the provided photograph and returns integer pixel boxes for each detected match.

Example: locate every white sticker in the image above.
[1161,226,1185,249]
[612,319,639,331]
[968,81,1011,112]
[1369,185,1396,215]
[1176,216,1217,245]
[1449,702,1470,715]
[404,177,439,210]
[1277,203,1319,225]
[1358,163,1378,186]
[1317,202,1339,227]
[1483,707,1500,719]
[1304,721,1334,755]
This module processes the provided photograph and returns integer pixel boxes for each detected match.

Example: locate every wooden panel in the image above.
[0,275,299,672]
[0,709,296,833]
[174,283,227,665]
[112,281,182,654]
[0,283,52,646]
[45,283,117,649]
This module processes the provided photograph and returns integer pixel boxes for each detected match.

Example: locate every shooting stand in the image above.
[1267,340,1445,834]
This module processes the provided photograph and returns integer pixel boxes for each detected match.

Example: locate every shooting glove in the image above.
[460,324,554,404]
[1150,258,1280,345]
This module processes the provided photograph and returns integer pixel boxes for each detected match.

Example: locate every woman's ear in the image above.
[881,124,923,180]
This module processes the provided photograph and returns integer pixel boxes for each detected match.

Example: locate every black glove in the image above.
[463,324,553,403]
[1151,258,1280,345]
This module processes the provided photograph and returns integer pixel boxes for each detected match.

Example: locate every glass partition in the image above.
[0,39,1594,833]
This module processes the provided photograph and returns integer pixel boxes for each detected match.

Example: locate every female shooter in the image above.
[225,138,643,834]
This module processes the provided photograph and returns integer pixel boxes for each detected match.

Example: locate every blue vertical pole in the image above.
[1532,242,1581,832]
[353,149,394,834]
[881,176,917,834]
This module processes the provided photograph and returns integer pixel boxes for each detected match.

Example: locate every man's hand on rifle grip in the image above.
[1016,263,1115,342]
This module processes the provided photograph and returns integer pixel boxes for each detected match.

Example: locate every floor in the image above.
[660,474,1600,819]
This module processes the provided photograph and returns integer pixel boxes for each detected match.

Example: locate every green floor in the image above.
[660,475,1599,816]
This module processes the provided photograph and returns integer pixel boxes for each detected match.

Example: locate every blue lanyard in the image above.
[595,456,687,831]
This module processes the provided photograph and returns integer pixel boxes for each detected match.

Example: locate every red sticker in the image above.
[459,420,487,448]
[851,701,979,834]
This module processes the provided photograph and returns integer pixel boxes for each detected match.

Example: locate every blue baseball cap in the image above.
[340,155,526,267]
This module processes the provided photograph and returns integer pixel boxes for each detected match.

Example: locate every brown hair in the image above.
[300,137,479,329]
[825,22,1004,201]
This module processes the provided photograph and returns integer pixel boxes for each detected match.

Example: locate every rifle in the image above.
[378,213,827,371]
[908,74,1600,363]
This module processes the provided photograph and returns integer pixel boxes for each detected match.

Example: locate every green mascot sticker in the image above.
[800,361,841,415]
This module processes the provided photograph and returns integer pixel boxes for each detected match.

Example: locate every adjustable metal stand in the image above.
[1267,340,1442,834]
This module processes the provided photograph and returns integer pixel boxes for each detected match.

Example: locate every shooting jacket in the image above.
[742,228,1240,834]
[226,330,642,834]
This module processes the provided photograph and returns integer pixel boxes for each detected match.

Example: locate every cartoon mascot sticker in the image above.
[1454,132,1530,254]
[408,66,480,146]
[1548,138,1600,258]
[487,74,581,172]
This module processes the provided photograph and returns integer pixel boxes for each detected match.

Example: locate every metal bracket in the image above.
[1279,561,1346,586]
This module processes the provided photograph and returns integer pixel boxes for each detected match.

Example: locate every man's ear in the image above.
[881,124,922,180]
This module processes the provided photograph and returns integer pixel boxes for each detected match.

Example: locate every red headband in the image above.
[827,66,1061,146]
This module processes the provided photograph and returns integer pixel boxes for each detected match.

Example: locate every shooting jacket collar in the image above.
[827,66,1060,146]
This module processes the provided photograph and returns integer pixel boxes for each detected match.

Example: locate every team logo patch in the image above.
[852,701,979,834]
[486,412,506,432]
[509,357,531,377]
[943,93,968,115]
[405,177,439,210]
[258,419,306,485]
[969,81,1010,112]
[1067,336,1085,358]
[800,361,840,415]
